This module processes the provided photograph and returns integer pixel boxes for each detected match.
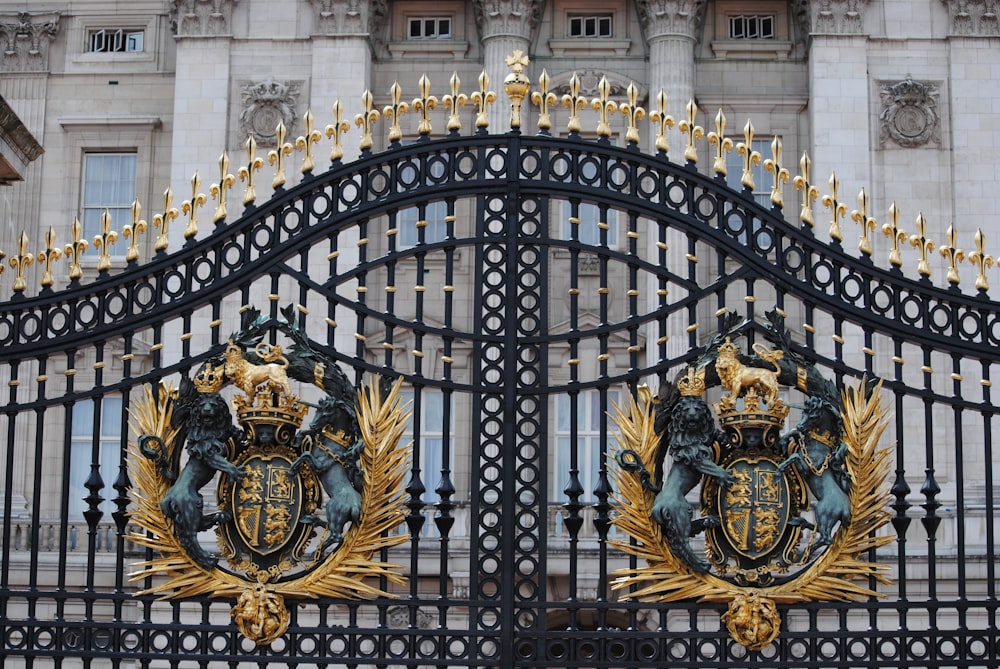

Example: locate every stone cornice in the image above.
[0,12,60,73]
[472,0,542,41]
[635,0,706,42]
[941,0,1000,36]
[172,0,238,37]
[0,97,43,165]
[810,0,870,35]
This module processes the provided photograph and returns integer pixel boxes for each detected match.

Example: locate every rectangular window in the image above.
[560,151,619,246]
[69,397,123,519]
[82,152,136,241]
[87,28,144,53]
[569,14,613,38]
[399,390,452,537]
[554,389,620,503]
[398,201,448,248]
[407,16,452,39]
[728,14,775,39]
[726,138,771,207]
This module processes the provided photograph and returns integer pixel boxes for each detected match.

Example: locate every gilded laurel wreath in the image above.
[128,377,410,640]
[609,379,894,650]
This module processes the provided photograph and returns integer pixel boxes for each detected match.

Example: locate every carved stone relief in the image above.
[812,0,868,34]
[307,0,387,36]
[941,0,1000,36]
[635,0,707,41]
[472,0,543,40]
[0,12,60,73]
[237,79,303,146]
[878,79,941,149]
[172,0,238,37]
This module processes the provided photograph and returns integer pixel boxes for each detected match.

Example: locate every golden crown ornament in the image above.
[128,306,411,646]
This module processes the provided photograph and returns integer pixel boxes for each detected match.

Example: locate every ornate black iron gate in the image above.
[1,69,998,668]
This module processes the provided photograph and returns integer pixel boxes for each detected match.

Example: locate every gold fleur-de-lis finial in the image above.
[470,69,496,132]
[881,201,907,268]
[562,72,588,134]
[793,151,819,228]
[967,227,994,292]
[210,151,236,224]
[443,72,468,134]
[591,76,617,139]
[821,172,847,243]
[677,100,704,164]
[37,226,61,288]
[763,137,790,208]
[268,120,294,188]
[122,198,147,262]
[706,109,733,177]
[325,99,351,162]
[412,74,438,136]
[93,210,119,272]
[295,109,323,174]
[503,51,531,130]
[355,89,381,151]
[909,212,935,278]
[383,81,409,144]
[735,120,762,191]
[182,172,208,241]
[238,135,265,206]
[649,89,674,155]
[531,69,557,133]
[620,82,645,146]
[10,230,33,292]
[850,187,878,257]
[153,188,179,253]
[939,224,965,286]
[64,216,88,280]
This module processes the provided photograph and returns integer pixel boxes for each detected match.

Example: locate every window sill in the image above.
[549,38,631,57]
[710,39,793,59]
[387,40,469,59]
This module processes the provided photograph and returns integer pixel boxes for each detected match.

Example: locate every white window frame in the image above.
[81,152,137,243]
[407,16,453,39]
[399,389,454,537]
[726,137,772,207]
[554,389,620,503]
[568,14,613,38]
[728,14,775,40]
[68,397,124,519]
[87,28,145,53]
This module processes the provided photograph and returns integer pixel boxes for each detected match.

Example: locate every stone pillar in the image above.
[473,0,542,132]
[807,0,872,227]
[636,0,705,160]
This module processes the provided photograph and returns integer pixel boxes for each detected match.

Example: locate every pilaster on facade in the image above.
[171,0,238,38]
[809,0,870,35]
[941,0,1000,36]
[307,0,388,37]
[0,12,59,73]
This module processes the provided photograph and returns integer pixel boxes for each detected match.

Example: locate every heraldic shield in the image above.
[609,309,894,651]
[127,306,411,646]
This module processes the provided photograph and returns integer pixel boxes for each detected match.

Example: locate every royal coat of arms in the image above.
[610,310,893,650]
[128,306,411,645]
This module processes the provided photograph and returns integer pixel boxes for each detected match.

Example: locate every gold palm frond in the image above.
[128,376,411,602]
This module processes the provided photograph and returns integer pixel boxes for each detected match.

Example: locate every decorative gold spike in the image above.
[383,81,409,144]
[939,224,964,286]
[793,151,819,228]
[620,82,645,145]
[504,51,531,130]
[763,137,790,208]
[591,75,617,139]
[881,201,907,267]
[181,172,207,241]
[909,212,935,277]
[209,151,236,224]
[850,187,877,257]
[442,72,468,133]
[470,70,496,131]
[649,89,674,155]
[355,89,381,151]
[64,216,87,280]
[238,135,265,206]
[562,72,588,134]
[531,69,557,132]
[968,227,994,291]
[735,120,762,191]
[324,100,351,162]
[268,120,294,187]
[36,226,61,288]
[295,109,323,174]
[153,188,179,253]
[412,74,438,136]
[821,172,847,243]
[706,109,733,177]
[677,100,704,164]
[93,210,118,272]
[122,199,147,263]
[10,230,33,292]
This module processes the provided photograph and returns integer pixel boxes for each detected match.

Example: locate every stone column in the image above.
[473,0,542,132]
[807,0,872,226]
[636,0,705,160]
